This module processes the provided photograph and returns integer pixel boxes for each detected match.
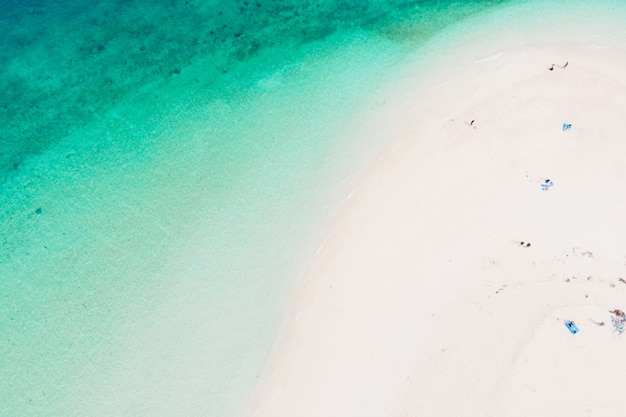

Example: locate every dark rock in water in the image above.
[35,207,42,214]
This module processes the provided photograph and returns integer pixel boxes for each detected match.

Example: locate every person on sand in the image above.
[560,61,569,69]
[549,64,555,71]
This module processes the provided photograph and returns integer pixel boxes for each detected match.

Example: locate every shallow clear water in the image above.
[0,0,505,178]
[2,0,625,416]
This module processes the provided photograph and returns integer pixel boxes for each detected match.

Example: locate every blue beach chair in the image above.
[562,123,572,132]
[565,321,579,334]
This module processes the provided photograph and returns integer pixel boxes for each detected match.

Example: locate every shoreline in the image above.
[242,8,626,416]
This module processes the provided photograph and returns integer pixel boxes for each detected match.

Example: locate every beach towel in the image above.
[612,316,625,334]
[565,321,579,334]
[541,180,554,191]
[562,123,572,132]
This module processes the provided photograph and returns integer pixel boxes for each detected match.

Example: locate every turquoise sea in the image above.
[2,1,625,416]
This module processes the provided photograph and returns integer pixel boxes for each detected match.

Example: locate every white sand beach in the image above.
[243,9,626,417]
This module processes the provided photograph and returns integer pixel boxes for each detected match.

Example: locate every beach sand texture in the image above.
[245,5,626,417]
